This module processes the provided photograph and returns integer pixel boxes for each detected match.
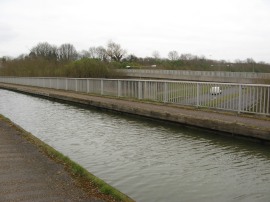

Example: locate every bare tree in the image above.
[88,47,98,58]
[125,54,139,62]
[246,58,256,64]
[89,46,108,61]
[168,50,179,61]
[79,50,91,59]
[30,42,58,60]
[246,58,256,72]
[234,59,243,64]
[17,54,28,60]
[106,41,126,62]
[96,46,108,61]
[152,50,160,59]
[57,43,77,61]
[1,56,12,63]
[180,53,197,60]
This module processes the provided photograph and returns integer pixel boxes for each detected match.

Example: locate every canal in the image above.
[0,89,270,202]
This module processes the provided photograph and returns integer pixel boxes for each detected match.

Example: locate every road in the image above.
[165,85,264,113]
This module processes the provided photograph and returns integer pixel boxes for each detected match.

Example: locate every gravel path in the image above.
[0,117,106,202]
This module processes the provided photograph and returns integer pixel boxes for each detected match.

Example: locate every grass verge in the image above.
[0,114,134,202]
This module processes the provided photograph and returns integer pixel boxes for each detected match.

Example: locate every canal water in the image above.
[0,89,270,202]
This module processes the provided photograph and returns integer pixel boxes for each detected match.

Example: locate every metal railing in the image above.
[120,69,270,79]
[0,77,269,115]
[119,69,270,84]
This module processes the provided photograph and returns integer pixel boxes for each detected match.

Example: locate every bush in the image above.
[64,58,110,78]
[0,58,124,78]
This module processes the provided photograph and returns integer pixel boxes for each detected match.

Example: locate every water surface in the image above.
[0,89,270,202]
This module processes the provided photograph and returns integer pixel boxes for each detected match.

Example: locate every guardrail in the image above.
[0,77,269,115]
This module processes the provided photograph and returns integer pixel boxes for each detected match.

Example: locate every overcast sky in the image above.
[1,0,270,63]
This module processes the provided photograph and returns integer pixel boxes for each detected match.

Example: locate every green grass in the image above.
[203,92,239,107]
[0,114,134,202]
[155,83,210,103]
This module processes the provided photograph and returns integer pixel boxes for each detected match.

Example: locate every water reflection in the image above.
[0,89,270,202]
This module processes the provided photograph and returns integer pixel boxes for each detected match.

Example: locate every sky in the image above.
[1,0,270,63]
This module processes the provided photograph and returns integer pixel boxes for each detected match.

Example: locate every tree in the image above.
[168,50,179,61]
[180,53,197,60]
[106,41,126,62]
[17,54,27,60]
[79,50,91,59]
[88,47,98,59]
[96,46,108,61]
[246,58,256,64]
[124,54,139,62]
[89,46,108,61]
[152,51,160,59]
[246,58,256,72]
[57,43,77,62]
[1,56,11,63]
[30,42,58,60]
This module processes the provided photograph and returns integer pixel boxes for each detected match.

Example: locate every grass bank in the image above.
[0,114,134,202]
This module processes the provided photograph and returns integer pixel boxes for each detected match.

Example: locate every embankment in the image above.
[0,114,134,202]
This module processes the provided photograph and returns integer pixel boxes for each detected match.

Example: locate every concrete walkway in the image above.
[0,117,105,202]
[0,83,270,143]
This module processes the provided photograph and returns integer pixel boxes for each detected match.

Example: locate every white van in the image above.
[210,86,222,95]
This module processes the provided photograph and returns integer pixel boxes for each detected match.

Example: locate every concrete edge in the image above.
[1,83,270,144]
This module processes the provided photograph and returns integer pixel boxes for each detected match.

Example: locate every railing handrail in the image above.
[0,76,269,116]
[1,76,270,87]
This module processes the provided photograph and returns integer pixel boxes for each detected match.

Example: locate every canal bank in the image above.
[0,83,270,144]
[0,114,134,202]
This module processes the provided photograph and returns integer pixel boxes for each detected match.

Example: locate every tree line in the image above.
[1,41,270,78]
[0,41,130,78]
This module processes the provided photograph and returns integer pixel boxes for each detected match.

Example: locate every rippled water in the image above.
[0,89,270,202]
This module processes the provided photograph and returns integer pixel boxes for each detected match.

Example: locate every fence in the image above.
[0,77,269,115]
[119,69,270,84]
[120,69,270,79]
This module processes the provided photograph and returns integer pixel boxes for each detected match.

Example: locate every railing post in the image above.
[196,83,199,107]
[117,80,121,97]
[101,79,104,95]
[143,81,149,99]
[65,79,68,91]
[164,82,168,103]
[56,78,59,89]
[238,84,242,114]
[87,79,89,93]
[75,79,78,92]
[138,81,142,99]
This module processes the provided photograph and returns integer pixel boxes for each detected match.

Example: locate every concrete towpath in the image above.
[0,83,270,143]
[0,116,109,202]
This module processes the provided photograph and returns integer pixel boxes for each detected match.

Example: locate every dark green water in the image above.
[0,89,270,202]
